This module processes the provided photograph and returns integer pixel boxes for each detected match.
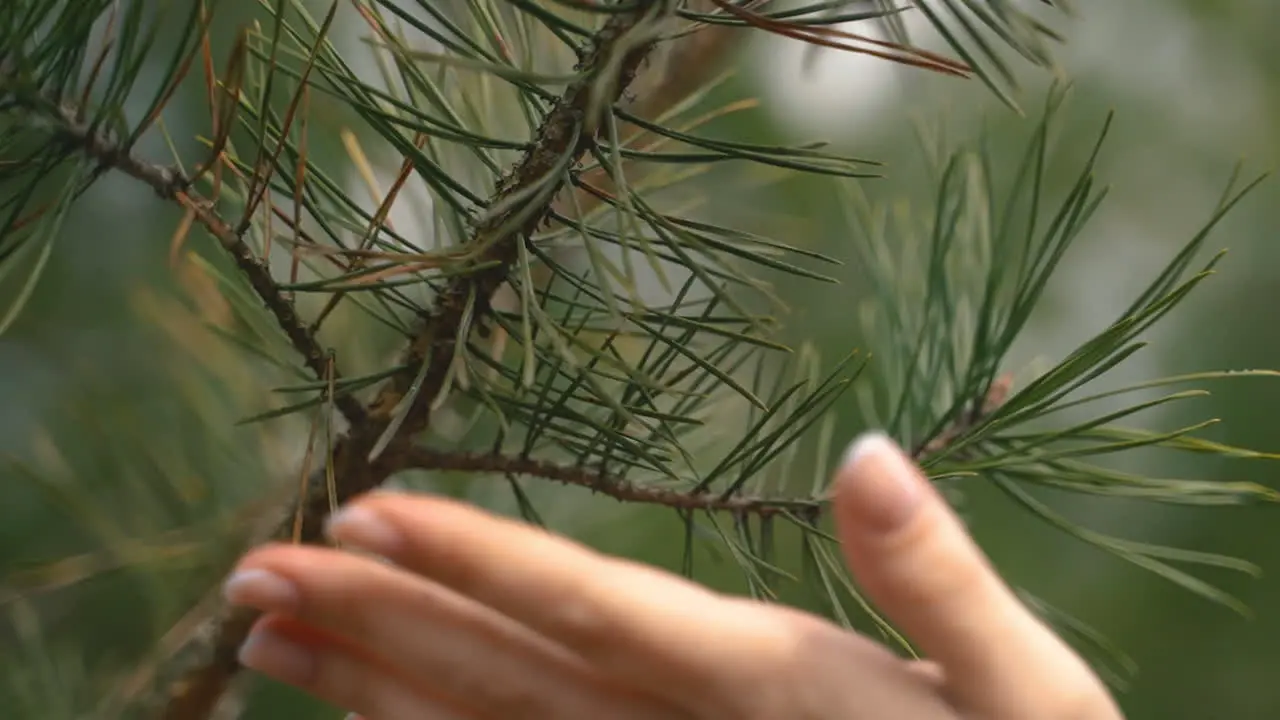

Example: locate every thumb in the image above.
[832,432,1110,715]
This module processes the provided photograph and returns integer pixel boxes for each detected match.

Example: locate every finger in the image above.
[240,614,473,720]
[832,432,1119,716]
[225,547,681,720]
[323,492,806,709]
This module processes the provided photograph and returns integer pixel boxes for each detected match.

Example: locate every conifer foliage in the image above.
[1,0,1276,717]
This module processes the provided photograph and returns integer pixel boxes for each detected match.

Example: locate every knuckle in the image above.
[542,557,665,647]
[544,578,615,643]
[694,604,839,720]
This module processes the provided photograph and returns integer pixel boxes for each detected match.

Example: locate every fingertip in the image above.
[840,429,896,469]
[834,431,926,533]
[342,487,462,525]
[342,487,411,515]
[233,542,305,572]
[325,503,406,556]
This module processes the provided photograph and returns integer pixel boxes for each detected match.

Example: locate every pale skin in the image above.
[224,433,1125,719]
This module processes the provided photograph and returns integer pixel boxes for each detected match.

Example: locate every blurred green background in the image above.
[3,0,1280,717]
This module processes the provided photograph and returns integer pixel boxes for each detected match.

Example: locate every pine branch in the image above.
[136,4,679,718]
[404,447,823,514]
[26,100,370,429]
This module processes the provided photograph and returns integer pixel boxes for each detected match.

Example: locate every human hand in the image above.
[223,432,1124,719]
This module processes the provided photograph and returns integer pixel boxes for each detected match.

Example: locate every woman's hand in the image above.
[223,433,1123,719]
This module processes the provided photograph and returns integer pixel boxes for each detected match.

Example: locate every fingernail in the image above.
[839,431,925,532]
[239,627,316,684]
[326,505,403,555]
[223,569,300,611]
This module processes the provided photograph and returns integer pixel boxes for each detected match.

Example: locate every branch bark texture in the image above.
[403,448,824,514]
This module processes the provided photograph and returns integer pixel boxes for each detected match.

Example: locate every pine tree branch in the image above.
[404,448,823,514]
[35,102,370,429]
[136,4,677,718]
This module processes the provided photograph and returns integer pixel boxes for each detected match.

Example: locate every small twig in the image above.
[404,448,824,515]
[914,373,1014,458]
[48,106,369,429]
